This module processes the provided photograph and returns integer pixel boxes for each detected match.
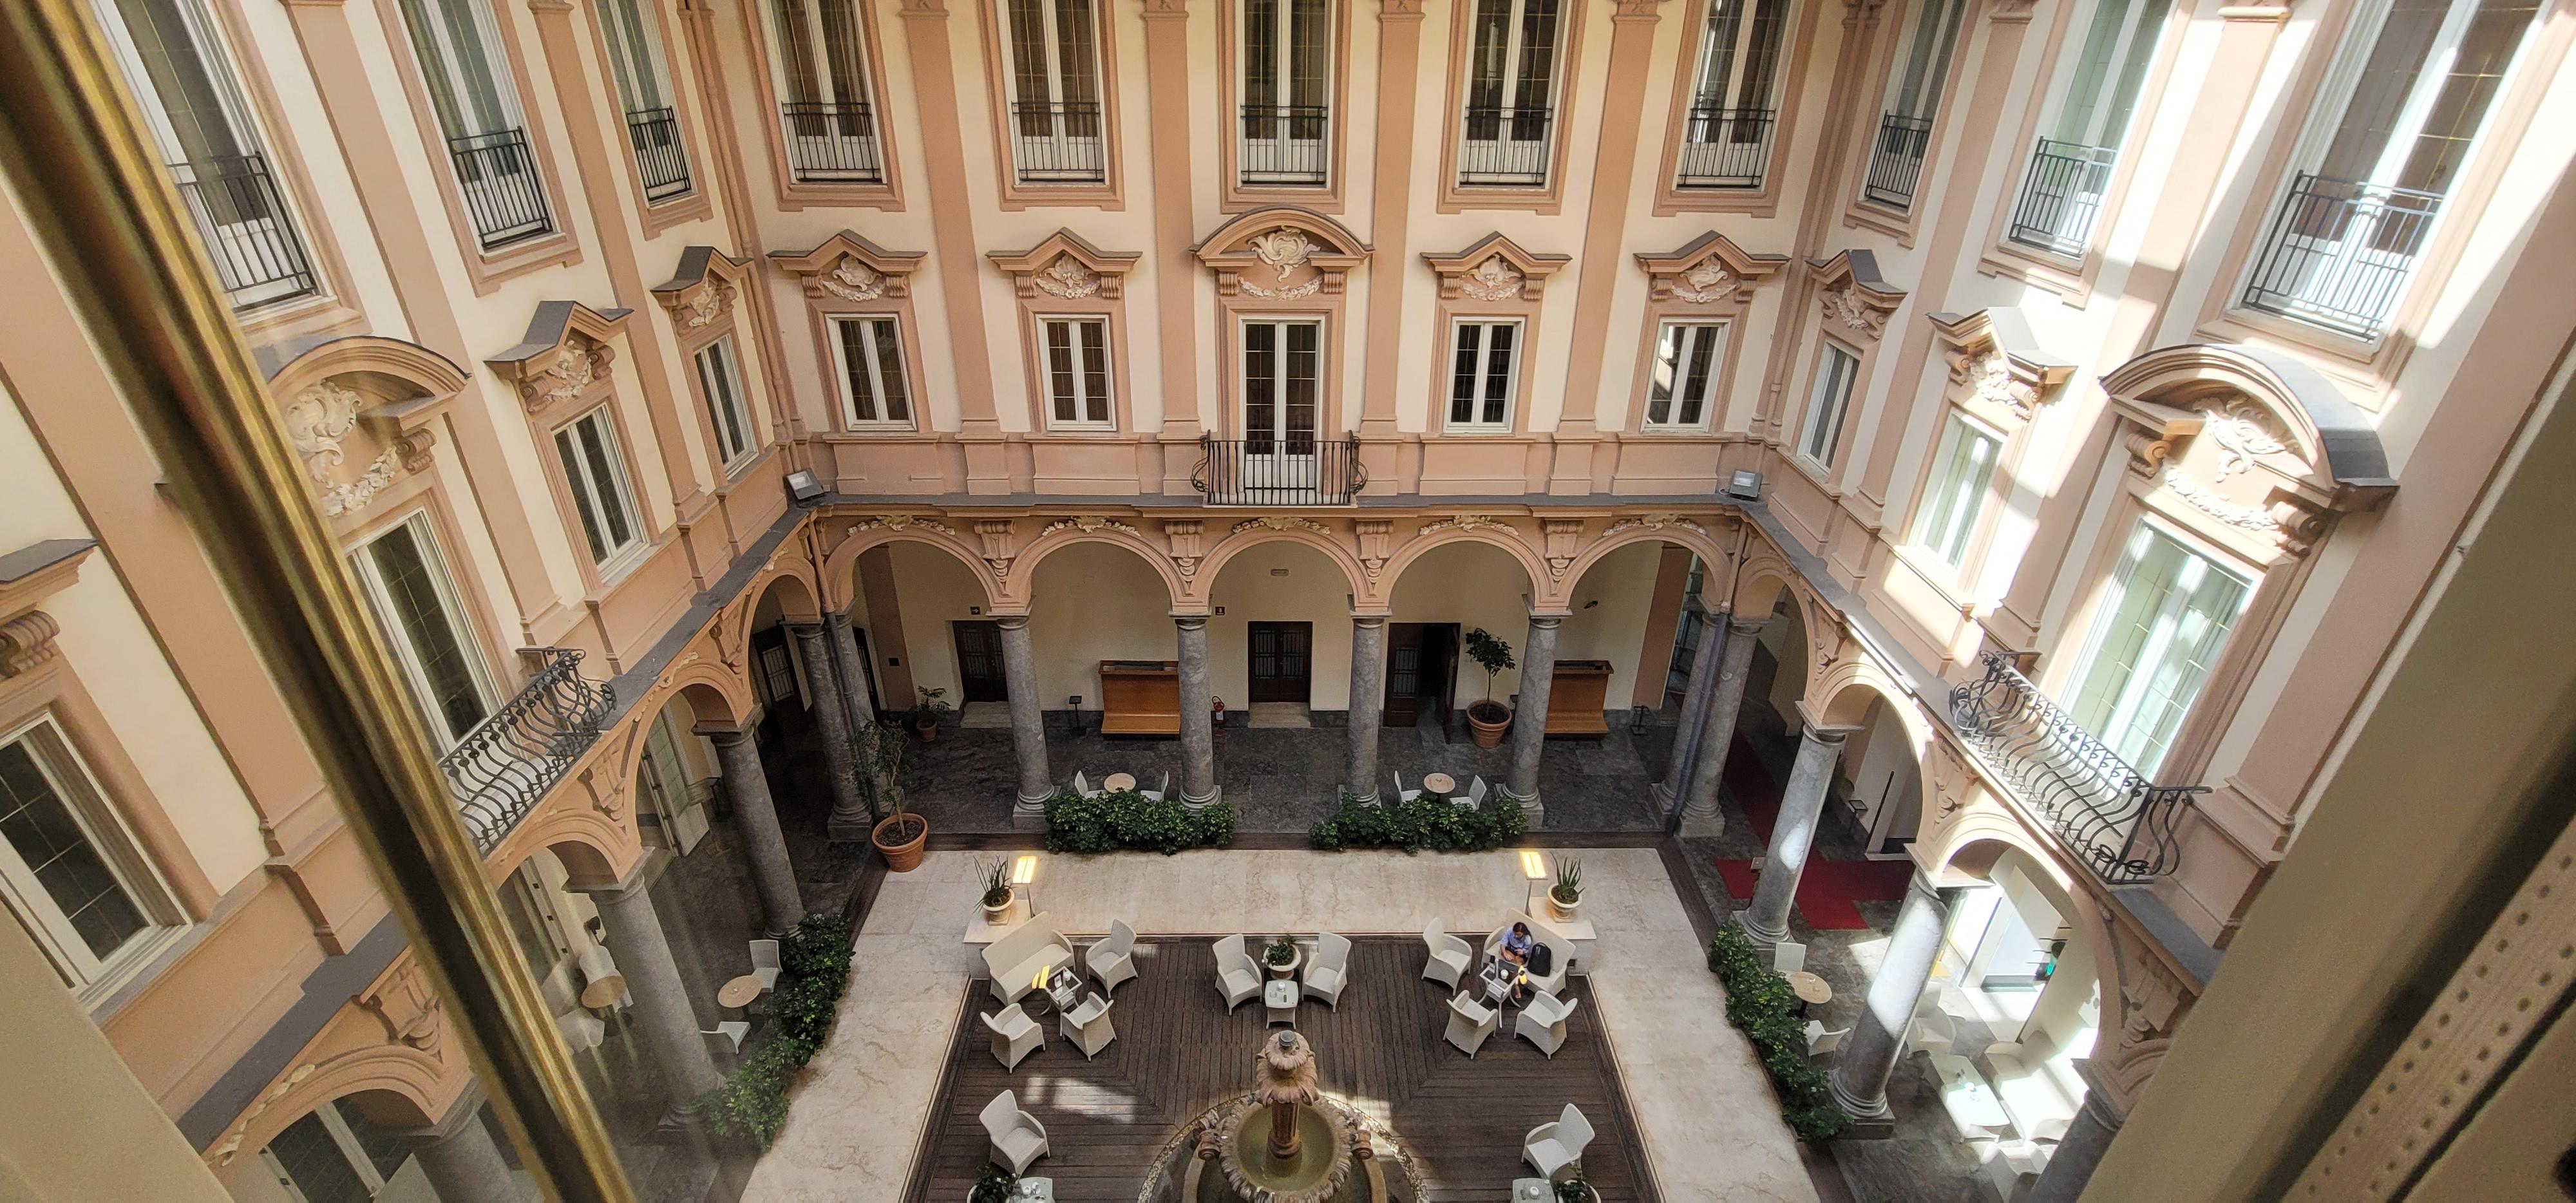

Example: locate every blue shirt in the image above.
[1501,929,1535,958]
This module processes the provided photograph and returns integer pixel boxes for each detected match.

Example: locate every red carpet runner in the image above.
[1710,734,1916,931]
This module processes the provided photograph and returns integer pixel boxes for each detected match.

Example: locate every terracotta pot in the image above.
[914,719,938,743]
[872,813,929,871]
[1467,702,1512,749]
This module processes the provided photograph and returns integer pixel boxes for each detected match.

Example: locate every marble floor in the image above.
[744,848,1819,1202]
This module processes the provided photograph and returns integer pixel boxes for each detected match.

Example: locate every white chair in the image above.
[1303,932,1352,1008]
[1906,1010,1960,1058]
[748,938,781,992]
[2025,1114,2072,1144]
[1072,771,1094,798]
[1391,772,1421,802]
[1982,1139,2050,1200]
[980,1090,1050,1175]
[981,1003,1044,1071]
[1139,772,1169,802]
[1444,992,1500,1056]
[701,1019,750,1054]
[1061,992,1117,1060]
[1772,940,1806,976]
[1421,920,1473,990]
[1086,919,1139,994]
[1213,934,1264,1009]
[1805,1020,1850,1057]
[1463,775,1490,810]
[555,1009,605,1054]
[1515,990,1579,1058]
[1522,1104,1595,1181]
[1483,914,1574,998]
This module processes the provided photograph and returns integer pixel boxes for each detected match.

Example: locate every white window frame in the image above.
[996,0,1108,182]
[1642,319,1730,432]
[1445,317,1523,431]
[692,334,760,467]
[1036,315,1116,430]
[762,0,884,181]
[1238,315,1325,446]
[553,405,648,569]
[596,0,692,200]
[1236,0,1334,187]
[350,512,500,748]
[1882,0,1968,120]
[2063,515,2255,776]
[1908,412,2003,570]
[0,715,184,1008]
[396,0,529,142]
[1798,341,1859,469]
[826,314,915,430]
[1455,0,1565,186]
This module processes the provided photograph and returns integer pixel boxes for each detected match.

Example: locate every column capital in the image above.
[582,866,658,905]
[1171,612,1211,630]
[1140,0,1190,17]
[1526,611,1571,628]
[1350,612,1390,626]
[1378,0,1428,19]
[1793,699,1864,742]
[399,1084,489,1144]
[694,721,755,744]
[992,612,1032,629]
[784,620,826,640]
[1726,613,1770,638]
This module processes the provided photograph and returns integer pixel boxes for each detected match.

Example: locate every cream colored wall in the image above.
[1027,544,1186,708]
[1552,542,1665,710]
[882,542,994,702]
[1205,542,1362,711]
[1388,542,1539,706]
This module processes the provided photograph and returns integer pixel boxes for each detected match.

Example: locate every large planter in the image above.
[873,813,929,872]
[981,889,1016,925]
[1264,945,1302,980]
[1467,702,1512,749]
[1548,890,1582,923]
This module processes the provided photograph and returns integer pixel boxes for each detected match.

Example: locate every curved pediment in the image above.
[1194,207,1369,298]
[770,231,926,302]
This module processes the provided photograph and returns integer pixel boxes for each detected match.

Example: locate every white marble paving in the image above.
[745,848,1817,1202]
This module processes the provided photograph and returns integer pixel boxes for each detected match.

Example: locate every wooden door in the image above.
[750,625,800,741]
[1383,623,1425,726]
[952,621,1008,703]
[1246,621,1313,703]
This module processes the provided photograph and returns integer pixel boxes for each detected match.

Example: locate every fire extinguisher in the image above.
[1211,696,1227,739]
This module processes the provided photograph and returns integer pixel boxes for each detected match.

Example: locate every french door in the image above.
[1238,318,1323,500]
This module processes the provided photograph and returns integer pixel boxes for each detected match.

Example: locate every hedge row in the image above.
[1308,793,1528,853]
[1707,926,1851,1142]
[1044,788,1236,854]
[696,914,855,1146]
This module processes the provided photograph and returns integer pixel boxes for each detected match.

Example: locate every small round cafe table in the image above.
[717,974,764,1011]
[1421,772,1457,796]
[1103,772,1137,793]
[1786,971,1833,1016]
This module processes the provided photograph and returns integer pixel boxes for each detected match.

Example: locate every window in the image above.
[2242,0,2543,338]
[1238,0,1333,186]
[693,335,759,465]
[1446,319,1520,430]
[2066,522,2252,775]
[998,0,1108,183]
[1643,321,1729,431]
[1798,343,1859,468]
[1676,0,1791,188]
[352,515,496,745]
[395,0,554,248]
[0,719,175,1002]
[257,1101,412,1202]
[829,316,913,428]
[1457,0,1562,186]
[1910,414,2002,568]
[1862,0,1967,210]
[596,0,692,202]
[2006,0,2174,256]
[553,407,645,565]
[1038,317,1113,428]
[765,0,884,182]
[1241,318,1322,450]
[92,0,319,310]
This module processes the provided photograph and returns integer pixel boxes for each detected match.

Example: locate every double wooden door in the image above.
[1383,623,1459,730]
[952,621,1009,703]
[1247,621,1313,703]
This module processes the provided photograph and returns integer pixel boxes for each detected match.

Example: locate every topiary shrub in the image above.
[1045,788,1235,854]
[1307,791,1528,853]
[697,913,855,1146]
[1706,925,1852,1143]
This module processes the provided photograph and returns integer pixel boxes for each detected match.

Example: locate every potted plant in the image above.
[1549,857,1584,922]
[866,725,929,871]
[1463,627,1516,749]
[978,857,1016,923]
[1264,934,1302,980]
[1554,1169,1596,1202]
[969,1164,1019,1203]
[909,686,952,742]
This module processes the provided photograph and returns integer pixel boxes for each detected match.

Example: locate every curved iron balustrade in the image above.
[1191,433,1367,506]
[1947,650,2196,884]
[442,648,616,852]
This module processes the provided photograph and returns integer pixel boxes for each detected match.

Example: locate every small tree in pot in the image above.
[866,724,929,871]
[1463,627,1516,748]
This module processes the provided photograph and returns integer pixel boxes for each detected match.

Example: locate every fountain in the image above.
[1177,1030,1389,1202]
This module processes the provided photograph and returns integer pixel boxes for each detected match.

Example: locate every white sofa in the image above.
[1483,912,1577,997]
[982,913,1076,1006]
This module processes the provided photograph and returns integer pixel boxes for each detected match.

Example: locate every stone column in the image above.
[1681,615,1767,834]
[702,726,803,934]
[1828,873,1956,1121]
[1736,708,1853,945]
[1175,614,1219,808]
[790,624,870,843]
[1652,602,1725,819]
[1502,613,1564,826]
[403,1090,527,1203]
[1343,615,1388,803]
[587,875,723,1119]
[825,611,878,730]
[2024,1086,2123,1202]
[998,614,1053,827]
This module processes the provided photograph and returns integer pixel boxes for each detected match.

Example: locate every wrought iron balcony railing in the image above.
[2005,138,2117,258]
[167,151,319,311]
[446,127,554,249]
[1457,106,1555,185]
[441,648,616,853]
[1238,104,1330,185]
[624,106,692,202]
[781,100,885,182]
[1009,100,1108,182]
[2241,171,2442,340]
[1947,650,2198,885]
[1191,435,1365,506]
[1862,112,1933,211]
[1674,104,1776,189]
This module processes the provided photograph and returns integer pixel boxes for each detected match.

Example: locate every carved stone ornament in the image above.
[2201,398,2289,477]
[1418,515,1513,536]
[1233,515,1332,535]
[1249,228,1314,281]
[516,337,615,412]
[2160,468,2280,534]
[284,381,413,518]
[1819,283,1888,338]
[1355,518,1393,578]
[1670,257,1738,305]
[210,1063,319,1165]
[848,514,957,536]
[1604,513,1707,536]
[1459,255,1526,302]
[359,958,446,1061]
[1034,254,1103,300]
[0,610,62,679]
[820,257,887,303]
[678,282,737,328]
[1962,350,2038,418]
[1039,515,1143,538]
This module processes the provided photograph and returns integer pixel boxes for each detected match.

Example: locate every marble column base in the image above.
[1678,808,1727,838]
[1181,786,1222,811]
[1731,905,1788,949]
[1012,790,1050,831]
[827,813,876,843]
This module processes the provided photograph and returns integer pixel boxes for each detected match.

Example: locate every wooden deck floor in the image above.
[907,938,1658,1201]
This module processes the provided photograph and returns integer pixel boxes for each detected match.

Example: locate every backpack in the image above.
[1528,941,1554,977]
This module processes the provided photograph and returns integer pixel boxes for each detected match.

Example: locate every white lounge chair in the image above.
[1444,992,1499,1056]
[1515,990,1578,1058]
[1772,940,1806,976]
[1072,771,1095,798]
[1805,1020,1850,1057]
[980,1090,1050,1174]
[1061,992,1117,1060]
[981,1003,1044,1071]
[1463,775,1490,810]
[555,1008,605,1054]
[1139,772,1170,802]
[1522,1103,1594,1180]
[1086,919,1139,994]
[1391,772,1421,803]
[1982,1139,2050,1198]
[1303,932,1352,1007]
[1906,1010,1960,1058]
[701,1019,749,1054]
[1213,934,1264,1009]
[1421,920,1473,989]
[748,938,781,992]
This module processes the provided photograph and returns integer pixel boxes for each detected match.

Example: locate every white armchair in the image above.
[1072,771,1095,797]
[1061,991,1117,1060]
[1391,772,1421,802]
[1139,772,1170,802]
[701,1020,750,1055]
[981,914,1077,1007]
[1443,992,1499,1056]
[1421,920,1473,989]
[1515,990,1578,1058]
[748,938,781,992]
[1463,775,1490,810]
[980,1090,1050,1175]
[1213,934,1264,1009]
[1086,919,1139,994]
[1772,940,1806,976]
[1303,932,1352,1007]
[1522,1103,1594,1181]
[1805,1020,1850,1057]
[981,1003,1045,1071]
[1905,1010,1960,1058]
[555,1009,605,1054]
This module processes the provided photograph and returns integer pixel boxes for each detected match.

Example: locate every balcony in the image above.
[167,151,319,311]
[1947,651,2199,885]
[781,100,885,182]
[1861,112,1933,211]
[2005,138,2116,258]
[1457,106,1554,186]
[1191,435,1365,506]
[441,648,616,853]
[624,106,692,202]
[1238,104,1329,186]
[1674,105,1776,189]
[446,127,553,250]
[1009,100,1108,183]
[2241,171,2441,340]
